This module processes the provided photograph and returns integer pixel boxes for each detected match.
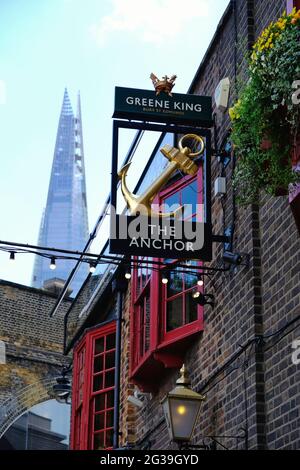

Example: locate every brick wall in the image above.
[260,193,300,449]
[0,280,71,426]
[119,287,137,447]
[123,0,300,450]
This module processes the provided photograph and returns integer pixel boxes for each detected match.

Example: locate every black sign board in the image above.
[113,87,212,127]
[110,215,212,261]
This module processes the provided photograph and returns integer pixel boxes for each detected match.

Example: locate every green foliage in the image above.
[230,10,300,205]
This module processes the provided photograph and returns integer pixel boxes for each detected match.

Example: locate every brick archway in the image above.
[0,377,59,438]
[0,281,72,440]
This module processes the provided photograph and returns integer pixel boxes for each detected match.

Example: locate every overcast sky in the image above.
[0,0,229,286]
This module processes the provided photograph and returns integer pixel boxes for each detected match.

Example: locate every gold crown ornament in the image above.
[150,73,177,96]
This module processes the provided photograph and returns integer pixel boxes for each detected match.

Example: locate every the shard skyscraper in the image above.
[32,89,89,295]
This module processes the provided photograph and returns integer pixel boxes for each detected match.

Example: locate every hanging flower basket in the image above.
[229,8,300,205]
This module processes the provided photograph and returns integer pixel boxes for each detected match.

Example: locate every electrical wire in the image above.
[197,318,300,397]
[0,240,229,275]
[0,245,210,280]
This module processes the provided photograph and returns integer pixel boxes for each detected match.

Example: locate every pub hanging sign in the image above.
[109,128,213,261]
[113,74,212,127]
[110,75,213,261]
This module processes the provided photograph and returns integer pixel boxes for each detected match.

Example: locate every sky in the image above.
[30,399,70,445]
[0,0,229,286]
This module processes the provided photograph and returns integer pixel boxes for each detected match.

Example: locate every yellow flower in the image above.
[291,9,300,23]
[229,108,235,120]
[275,18,287,30]
[229,100,242,121]
[251,51,257,62]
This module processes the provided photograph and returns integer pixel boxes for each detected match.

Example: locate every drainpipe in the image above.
[287,0,300,13]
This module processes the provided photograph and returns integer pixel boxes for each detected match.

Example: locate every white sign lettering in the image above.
[125,96,202,113]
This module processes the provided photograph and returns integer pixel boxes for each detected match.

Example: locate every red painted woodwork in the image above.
[130,169,204,391]
[70,321,116,450]
[153,352,185,368]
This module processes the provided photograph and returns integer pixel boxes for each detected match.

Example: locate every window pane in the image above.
[141,266,148,289]
[95,337,104,354]
[94,355,104,373]
[185,292,198,324]
[139,305,145,357]
[106,429,114,448]
[166,297,183,331]
[93,374,103,392]
[105,351,115,370]
[139,338,145,357]
[163,191,180,208]
[137,268,142,296]
[106,410,114,428]
[167,269,182,297]
[144,296,150,353]
[94,432,105,450]
[184,271,196,291]
[79,349,85,367]
[94,413,105,431]
[95,393,105,412]
[106,390,114,408]
[106,334,116,351]
[75,409,82,448]
[181,180,198,208]
[79,368,84,386]
[105,370,115,388]
[185,259,198,268]
[78,388,83,405]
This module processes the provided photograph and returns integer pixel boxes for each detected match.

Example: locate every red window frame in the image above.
[70,321,116,450]
[160,260,202,345]
[131,258,155,370]
[130,170,204,388]
[158,172,203,346]
[72,341,86,450]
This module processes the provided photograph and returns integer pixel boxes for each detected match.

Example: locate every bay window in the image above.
[71,322,116,450]
[130,170,204,392]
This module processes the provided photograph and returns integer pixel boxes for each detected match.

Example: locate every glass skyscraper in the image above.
[32,89,89,295]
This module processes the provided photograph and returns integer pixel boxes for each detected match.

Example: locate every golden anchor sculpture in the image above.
[118,134,205,217]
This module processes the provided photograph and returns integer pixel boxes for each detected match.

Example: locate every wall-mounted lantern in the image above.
[161,365,205,443]
[53,367,71,404]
